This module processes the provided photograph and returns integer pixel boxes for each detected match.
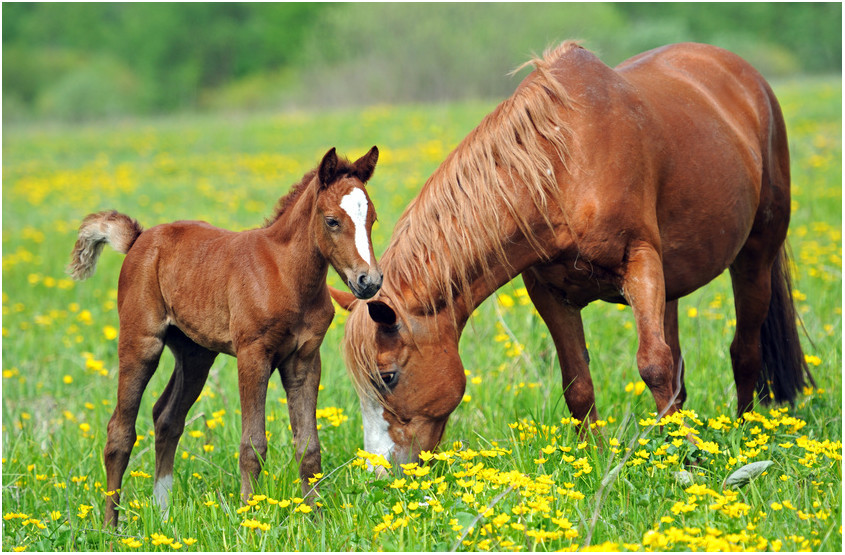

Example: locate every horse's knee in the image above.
[297,442,322,477]
[239,437,267,472]
[562,378,597,423]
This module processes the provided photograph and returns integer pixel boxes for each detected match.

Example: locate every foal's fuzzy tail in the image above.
[756,246,815,404]
[67,210,143,280]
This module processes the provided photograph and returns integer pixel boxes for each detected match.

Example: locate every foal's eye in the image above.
[325,217,340,229]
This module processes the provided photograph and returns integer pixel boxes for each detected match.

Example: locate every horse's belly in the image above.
[660,215,752,300]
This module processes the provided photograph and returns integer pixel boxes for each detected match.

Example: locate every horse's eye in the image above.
[380,371,398,389]
[325,217,340,229]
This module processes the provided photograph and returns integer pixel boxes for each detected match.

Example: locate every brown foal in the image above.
[68,147,382,527]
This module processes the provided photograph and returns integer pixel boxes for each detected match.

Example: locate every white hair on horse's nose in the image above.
[340,188,371,265]
[359,395,395,470]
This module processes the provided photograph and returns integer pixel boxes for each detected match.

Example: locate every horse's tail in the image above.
[67,210,143,280]
[756,245,815,404]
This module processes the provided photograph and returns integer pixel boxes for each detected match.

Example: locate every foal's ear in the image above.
[368,299,397,328]
[318,147,339,187]
[352,146,379,183]
[329,286,358,311]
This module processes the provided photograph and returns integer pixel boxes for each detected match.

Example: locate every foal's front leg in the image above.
[236,345,273,503]
[280,349,323,502]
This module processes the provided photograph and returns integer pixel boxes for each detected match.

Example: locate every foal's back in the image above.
[119,219,313,357]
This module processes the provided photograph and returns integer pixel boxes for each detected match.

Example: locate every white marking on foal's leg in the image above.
[153,474,173,517]
[340,188,371,265]
[360,396,395,473]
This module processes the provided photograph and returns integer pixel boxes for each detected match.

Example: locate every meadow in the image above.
[2,76,841,551]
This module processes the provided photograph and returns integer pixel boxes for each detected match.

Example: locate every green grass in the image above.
[2,76,841,551]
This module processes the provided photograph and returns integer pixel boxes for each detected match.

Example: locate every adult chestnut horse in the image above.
[332,42,813,466]
[68,147,382,526]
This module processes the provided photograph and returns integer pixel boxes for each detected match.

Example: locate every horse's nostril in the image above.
[357,273,369,287]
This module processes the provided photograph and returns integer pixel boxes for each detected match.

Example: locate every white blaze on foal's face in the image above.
[340,187,371,265]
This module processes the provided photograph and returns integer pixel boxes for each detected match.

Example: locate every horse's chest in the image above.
[532,257,625,307]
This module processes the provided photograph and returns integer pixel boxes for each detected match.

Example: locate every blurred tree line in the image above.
[2,2,841,122]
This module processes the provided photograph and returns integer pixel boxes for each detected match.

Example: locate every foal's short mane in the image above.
[263,156,360,227]
[344,41,581,404]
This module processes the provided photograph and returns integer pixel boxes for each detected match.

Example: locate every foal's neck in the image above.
[264,181,329,294]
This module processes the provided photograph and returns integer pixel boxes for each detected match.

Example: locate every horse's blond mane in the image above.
[384,41,578,318]
[344,41,582,404]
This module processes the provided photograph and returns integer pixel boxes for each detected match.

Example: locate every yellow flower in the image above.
[241,518,271,531]
[497,293,515,308]
[151,533,174,546]
[103,325,118,340]
[804,354,822,366]
[63,375,73,384]
[121,538,143,549]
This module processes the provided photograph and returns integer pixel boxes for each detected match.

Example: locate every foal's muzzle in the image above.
[349,270,383,299]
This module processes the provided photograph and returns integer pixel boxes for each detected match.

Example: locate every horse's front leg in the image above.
[663,299,686,412]
[236,345,272,503]
[523,270,598,435]
[622,242,679,418]
[279,348,322,503]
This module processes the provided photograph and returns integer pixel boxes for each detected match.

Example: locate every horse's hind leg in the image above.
[728,241,776,416]
[104,327,165,527]
[151,328,217,516]
[523,270,598,429]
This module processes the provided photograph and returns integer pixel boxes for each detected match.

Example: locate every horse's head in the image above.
[315,147,382,299]
[336,290,466,467]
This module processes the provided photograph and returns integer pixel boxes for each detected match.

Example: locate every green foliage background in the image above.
[3,2,841,121]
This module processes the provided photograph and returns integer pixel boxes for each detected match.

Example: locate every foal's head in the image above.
[314,146,382,299]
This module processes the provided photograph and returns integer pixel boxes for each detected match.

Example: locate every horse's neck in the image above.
[386,208,547,333]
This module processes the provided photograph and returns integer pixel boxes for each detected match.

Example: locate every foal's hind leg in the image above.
[104,327,165,527]
[151,328,217,516]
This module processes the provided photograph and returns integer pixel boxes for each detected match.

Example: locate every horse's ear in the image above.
[318,147,339,188]
[368,299,397,328]
[329,286,358,311]
[352,146,379,183]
